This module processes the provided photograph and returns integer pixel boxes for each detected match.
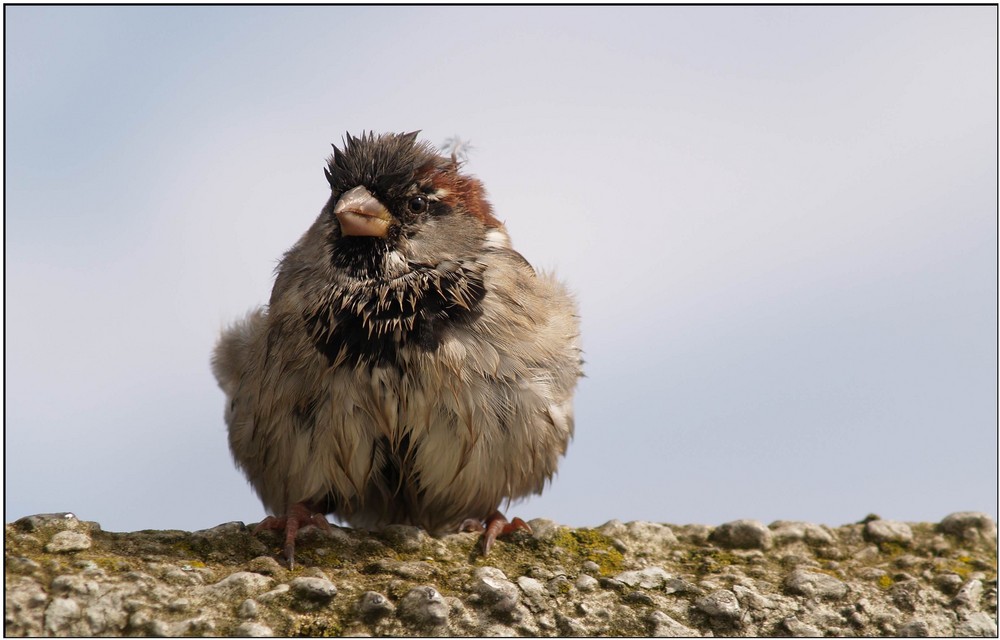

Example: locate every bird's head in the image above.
[321,131,502,278]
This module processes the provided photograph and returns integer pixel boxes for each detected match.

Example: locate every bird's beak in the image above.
[334,186,396,237]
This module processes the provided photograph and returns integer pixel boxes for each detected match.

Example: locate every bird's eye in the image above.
[407,196,428,213]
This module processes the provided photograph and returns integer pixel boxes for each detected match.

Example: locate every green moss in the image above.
[548,528,625,576]
[940,555,982,580]
[168,541,200,558]
[678,548,740,576]
[878,541,908,557]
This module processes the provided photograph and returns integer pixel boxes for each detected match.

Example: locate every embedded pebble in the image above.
[853,545,881,562]
[45,531,92,553]
[356,591,394,618]
[955,611,998,637]
[237,599,259,619]
[597,520,678,556]
[865,519,913,545]
[897,619,930,637]
[785,569,848,600]
[696,589,741,620]
[580,560,600,574]
[625,590,655,605]
[783,615,823,637]
[599,577,626,591]
[664,577,701,595]
[207,572,273,598]
[526,518,561,542]
[290,576,338,602]
[234,621,274,636]
[472,567,520,613]
[516,576,545,597]
[646,610,700,637]
[733,584,776,610]
[770,520,836,546]
[398,585,449,626]
[574,574,599,592]
[44,597,82,635]
[614,566,671,589]
[935,573,964,594]
[954,579,984,612]
[938,512,997,542]
[711,519,773,549]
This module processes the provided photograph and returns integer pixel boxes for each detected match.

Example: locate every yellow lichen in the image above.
[549,528,625,575]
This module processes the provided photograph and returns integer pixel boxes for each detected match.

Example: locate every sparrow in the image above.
[212,131,581,566]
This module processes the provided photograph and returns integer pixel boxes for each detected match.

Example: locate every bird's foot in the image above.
[460,510,532,555]
[254,502,332,569]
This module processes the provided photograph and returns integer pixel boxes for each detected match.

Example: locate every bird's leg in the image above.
[254,502,331,569]
[460,510,532,555]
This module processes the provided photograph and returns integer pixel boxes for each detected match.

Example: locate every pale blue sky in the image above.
[5,6,997,533]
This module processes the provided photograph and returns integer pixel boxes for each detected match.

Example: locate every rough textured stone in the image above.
[206,572,273,598]
[45,530,93,554]
[471,567,519,614]
[865,520,914,546]
[397,585,449,627]
[711,519,773,549]
[614,566,671,589]
[597,520,678,557]
[696,588,741,621]
[647,610,700,636]
[784,615,823,637]
[785,568,849,600]
[356,590,394,618]
[574,574,598,592]
[770,520,836,546]
[938,512,998,543]
[289,576,337,602]
[3,513,996,637]
[955,611,998,637]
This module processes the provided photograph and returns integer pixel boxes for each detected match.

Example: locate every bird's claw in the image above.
[253,503,331,569]
[461,510,531,555]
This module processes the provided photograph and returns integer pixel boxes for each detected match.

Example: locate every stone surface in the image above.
[770,520,836,546]
[938,512,998,543]
[710,519,773,550]
[4,512,996,637]
[44,531,92,554]
[864,519,914,546]
[397,585,449,627]
[614,566,671,589]
[695,588,741,621]
[289,576,337,602]
[785,568,849,600]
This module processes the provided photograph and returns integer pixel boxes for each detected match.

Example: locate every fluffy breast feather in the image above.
[214,229,581,533]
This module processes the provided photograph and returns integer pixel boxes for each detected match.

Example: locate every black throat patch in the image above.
[304,259,487,368]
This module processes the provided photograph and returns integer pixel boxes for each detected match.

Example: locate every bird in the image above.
[211,131,581,566]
